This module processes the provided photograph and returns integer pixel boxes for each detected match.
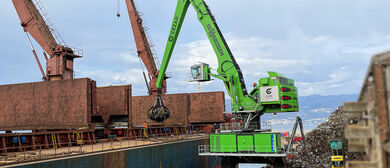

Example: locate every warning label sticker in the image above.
[260,86,279,102]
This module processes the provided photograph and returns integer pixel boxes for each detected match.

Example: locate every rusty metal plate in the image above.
[131,92,225,126]
[96,85,131,124]
[132,94,189,126]
[0,78,95,130]
[188,92,225,123]
[97,85,131,115]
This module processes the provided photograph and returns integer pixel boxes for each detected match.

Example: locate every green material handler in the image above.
[148,0,299,129]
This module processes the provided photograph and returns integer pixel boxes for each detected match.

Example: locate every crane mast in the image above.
[12,0,81,81]
[125,0,167,95]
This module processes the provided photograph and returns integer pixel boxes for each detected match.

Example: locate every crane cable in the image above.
[138,56,152,93]
[116,0,121,18]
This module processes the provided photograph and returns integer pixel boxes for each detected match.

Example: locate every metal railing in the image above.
[137,11,160,68]
[64,45,83,57]
[218,122,271,132]
[224,102,260,114]
[33,0,84,57]
[33,0,65,46]
[0,132,207,166]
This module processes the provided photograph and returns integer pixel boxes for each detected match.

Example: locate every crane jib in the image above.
[207,24,224,56]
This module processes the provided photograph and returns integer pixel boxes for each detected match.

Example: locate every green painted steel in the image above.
[257,73,299,113]
[210,132,281,153]
[210,134,237,153]
[156,0,190,89]
[155,0,298,114]
[237,135,254,152]
[157,0,298,155]
[254,133,281,153]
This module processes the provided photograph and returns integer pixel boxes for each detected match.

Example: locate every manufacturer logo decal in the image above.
[207,24,224,56]
[168,16,179,42]
[260,86,279,102]
[266,88,272,94]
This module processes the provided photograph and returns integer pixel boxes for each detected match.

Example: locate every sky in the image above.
[1,0,390,97]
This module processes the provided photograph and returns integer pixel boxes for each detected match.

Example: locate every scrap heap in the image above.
[287,107,362,168]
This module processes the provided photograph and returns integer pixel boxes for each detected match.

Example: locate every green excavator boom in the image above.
[150,0,299,123]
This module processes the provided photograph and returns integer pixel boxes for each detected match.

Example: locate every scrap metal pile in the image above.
[287,107,362,168]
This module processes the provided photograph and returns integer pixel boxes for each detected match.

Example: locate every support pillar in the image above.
[44,134,49,149]
[56,134,61,148]
[2,137,7,153]
[18,136,22,152]
[68,133,72,147]
[32,135,36,150]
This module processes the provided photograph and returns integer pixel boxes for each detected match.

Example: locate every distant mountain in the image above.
[226,94,358,130]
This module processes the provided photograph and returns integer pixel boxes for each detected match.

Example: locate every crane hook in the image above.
[116,0,121,18]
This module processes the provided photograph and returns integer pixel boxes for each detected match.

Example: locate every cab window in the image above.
[191,67,199,79]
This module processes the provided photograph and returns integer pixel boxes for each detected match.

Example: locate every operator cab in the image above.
[190,63,211,81]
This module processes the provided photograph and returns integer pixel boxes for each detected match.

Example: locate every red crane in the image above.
[12,0,82,81]
[124,0,167,95]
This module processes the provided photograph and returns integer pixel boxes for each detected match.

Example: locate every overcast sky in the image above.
[1,0,390,97]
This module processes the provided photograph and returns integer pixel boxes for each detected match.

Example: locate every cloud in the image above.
[3,0,390,98]
[167,34,368,97]
[313,35,331,42]
[169,36,311,92]
[80,69,143,86]
[267,118,295,125]
[120,51,140,64]
[309,108,333,113]
[296,66,362,96]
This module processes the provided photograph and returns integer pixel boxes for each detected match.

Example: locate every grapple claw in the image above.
[148,93,170,122]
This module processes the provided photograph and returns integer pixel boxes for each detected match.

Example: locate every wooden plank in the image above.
[348,141,366,153]
[344,125,372,139]
[344,102,367,112]
[344,102,366,119]
[347,161,378,168]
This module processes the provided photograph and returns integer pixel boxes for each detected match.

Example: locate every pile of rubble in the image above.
[287,107,362,168]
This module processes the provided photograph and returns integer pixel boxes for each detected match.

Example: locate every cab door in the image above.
[237,135,254,152]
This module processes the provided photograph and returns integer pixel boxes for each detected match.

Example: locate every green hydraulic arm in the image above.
[151,0,255,116]
[149,0,299,124]
[158,0,252,105]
